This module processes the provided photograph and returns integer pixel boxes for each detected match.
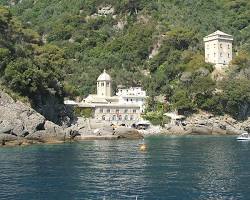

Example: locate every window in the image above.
[118,115,122,120]
[220,44,222,48]
[214,44,216,48]
[220,53,222,57]
[107,109,110,113]
[130,115,133,121]
[112,115,116,121]
[133,109,136,113]
[107,82,110,87]
[214,53,216,57]
[124,109,128,113]
[126,99,128,102]
[102,115,105,120]
[228,53,230,58]
[100,109,103,113]
[130,99,133,102]
[228,44,230,49]
[116,109,119,113]
[124,115,128,120]
[101,83,104,86]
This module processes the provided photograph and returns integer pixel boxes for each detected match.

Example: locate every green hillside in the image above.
[0,0,250,121]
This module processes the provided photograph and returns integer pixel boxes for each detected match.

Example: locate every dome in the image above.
[97,69,111,81]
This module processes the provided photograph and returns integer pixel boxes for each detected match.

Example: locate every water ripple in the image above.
[0,136,250,200]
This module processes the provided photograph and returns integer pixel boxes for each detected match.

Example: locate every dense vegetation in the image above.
[0,0,250,121]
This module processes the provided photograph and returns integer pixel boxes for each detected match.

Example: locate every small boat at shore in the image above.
[237,132,250,141]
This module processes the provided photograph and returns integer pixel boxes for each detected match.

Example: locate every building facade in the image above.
[116,87,147,112]
[204,30,233,66]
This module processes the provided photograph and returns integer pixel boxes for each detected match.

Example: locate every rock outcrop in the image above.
[162,112,245,135]
[0,91,68,146]
[114,127,143,139]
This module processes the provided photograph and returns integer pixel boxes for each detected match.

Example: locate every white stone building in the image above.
[65,70,147,126]
[116,86,146,112]
[204,30,233,68]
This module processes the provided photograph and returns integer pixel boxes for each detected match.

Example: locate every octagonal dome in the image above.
[97,69,111,81]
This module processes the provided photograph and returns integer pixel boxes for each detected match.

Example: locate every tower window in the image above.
[228,44,230,49]
[107,109,110,113]
[100,109,103,113]
[220,44,222,48]
[133,109,136,113]
[107,82,110,87]
[220,53,222,57]
[116,109,119,113]
[228,53,230,58]
[214,53,216,57]
[101,83,104,86]
[102,115,105,120]
[124,109,128,113]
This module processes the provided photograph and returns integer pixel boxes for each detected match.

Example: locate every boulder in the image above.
[0,126,12,134]
[192,126,212,135]
[211,127,227,135]
[95,126,114,136]
[0,133,17,145]
[21,111,45,134]
[26,130,65,143]
[114,127,143,139]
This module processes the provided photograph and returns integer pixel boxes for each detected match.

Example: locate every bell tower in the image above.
[97,69,112,97]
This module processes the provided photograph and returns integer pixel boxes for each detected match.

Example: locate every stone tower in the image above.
[97,69,112,97]
[204,30,233,66]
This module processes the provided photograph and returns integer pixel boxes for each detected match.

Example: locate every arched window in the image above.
[112,115,116,121]
[118,115,122,120]
[102,115,105,120]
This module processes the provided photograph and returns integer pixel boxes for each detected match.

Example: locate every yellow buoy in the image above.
[139,144,147,151]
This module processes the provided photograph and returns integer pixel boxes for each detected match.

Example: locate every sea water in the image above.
[0,136,250,200]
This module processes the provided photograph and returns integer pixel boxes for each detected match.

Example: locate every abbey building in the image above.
[65,70,147,125]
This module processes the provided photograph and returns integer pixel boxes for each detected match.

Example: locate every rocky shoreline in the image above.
[161,112,249,136]
[0,91,143,147]
[1,90,248,147]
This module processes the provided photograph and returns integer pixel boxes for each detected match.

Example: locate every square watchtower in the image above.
[204,30,233,66]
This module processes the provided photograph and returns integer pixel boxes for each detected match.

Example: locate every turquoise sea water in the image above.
[0,136,250,200]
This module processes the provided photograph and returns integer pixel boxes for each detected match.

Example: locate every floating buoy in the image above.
[139,144,147,151]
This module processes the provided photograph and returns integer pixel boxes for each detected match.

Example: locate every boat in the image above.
[237,132,250,141]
